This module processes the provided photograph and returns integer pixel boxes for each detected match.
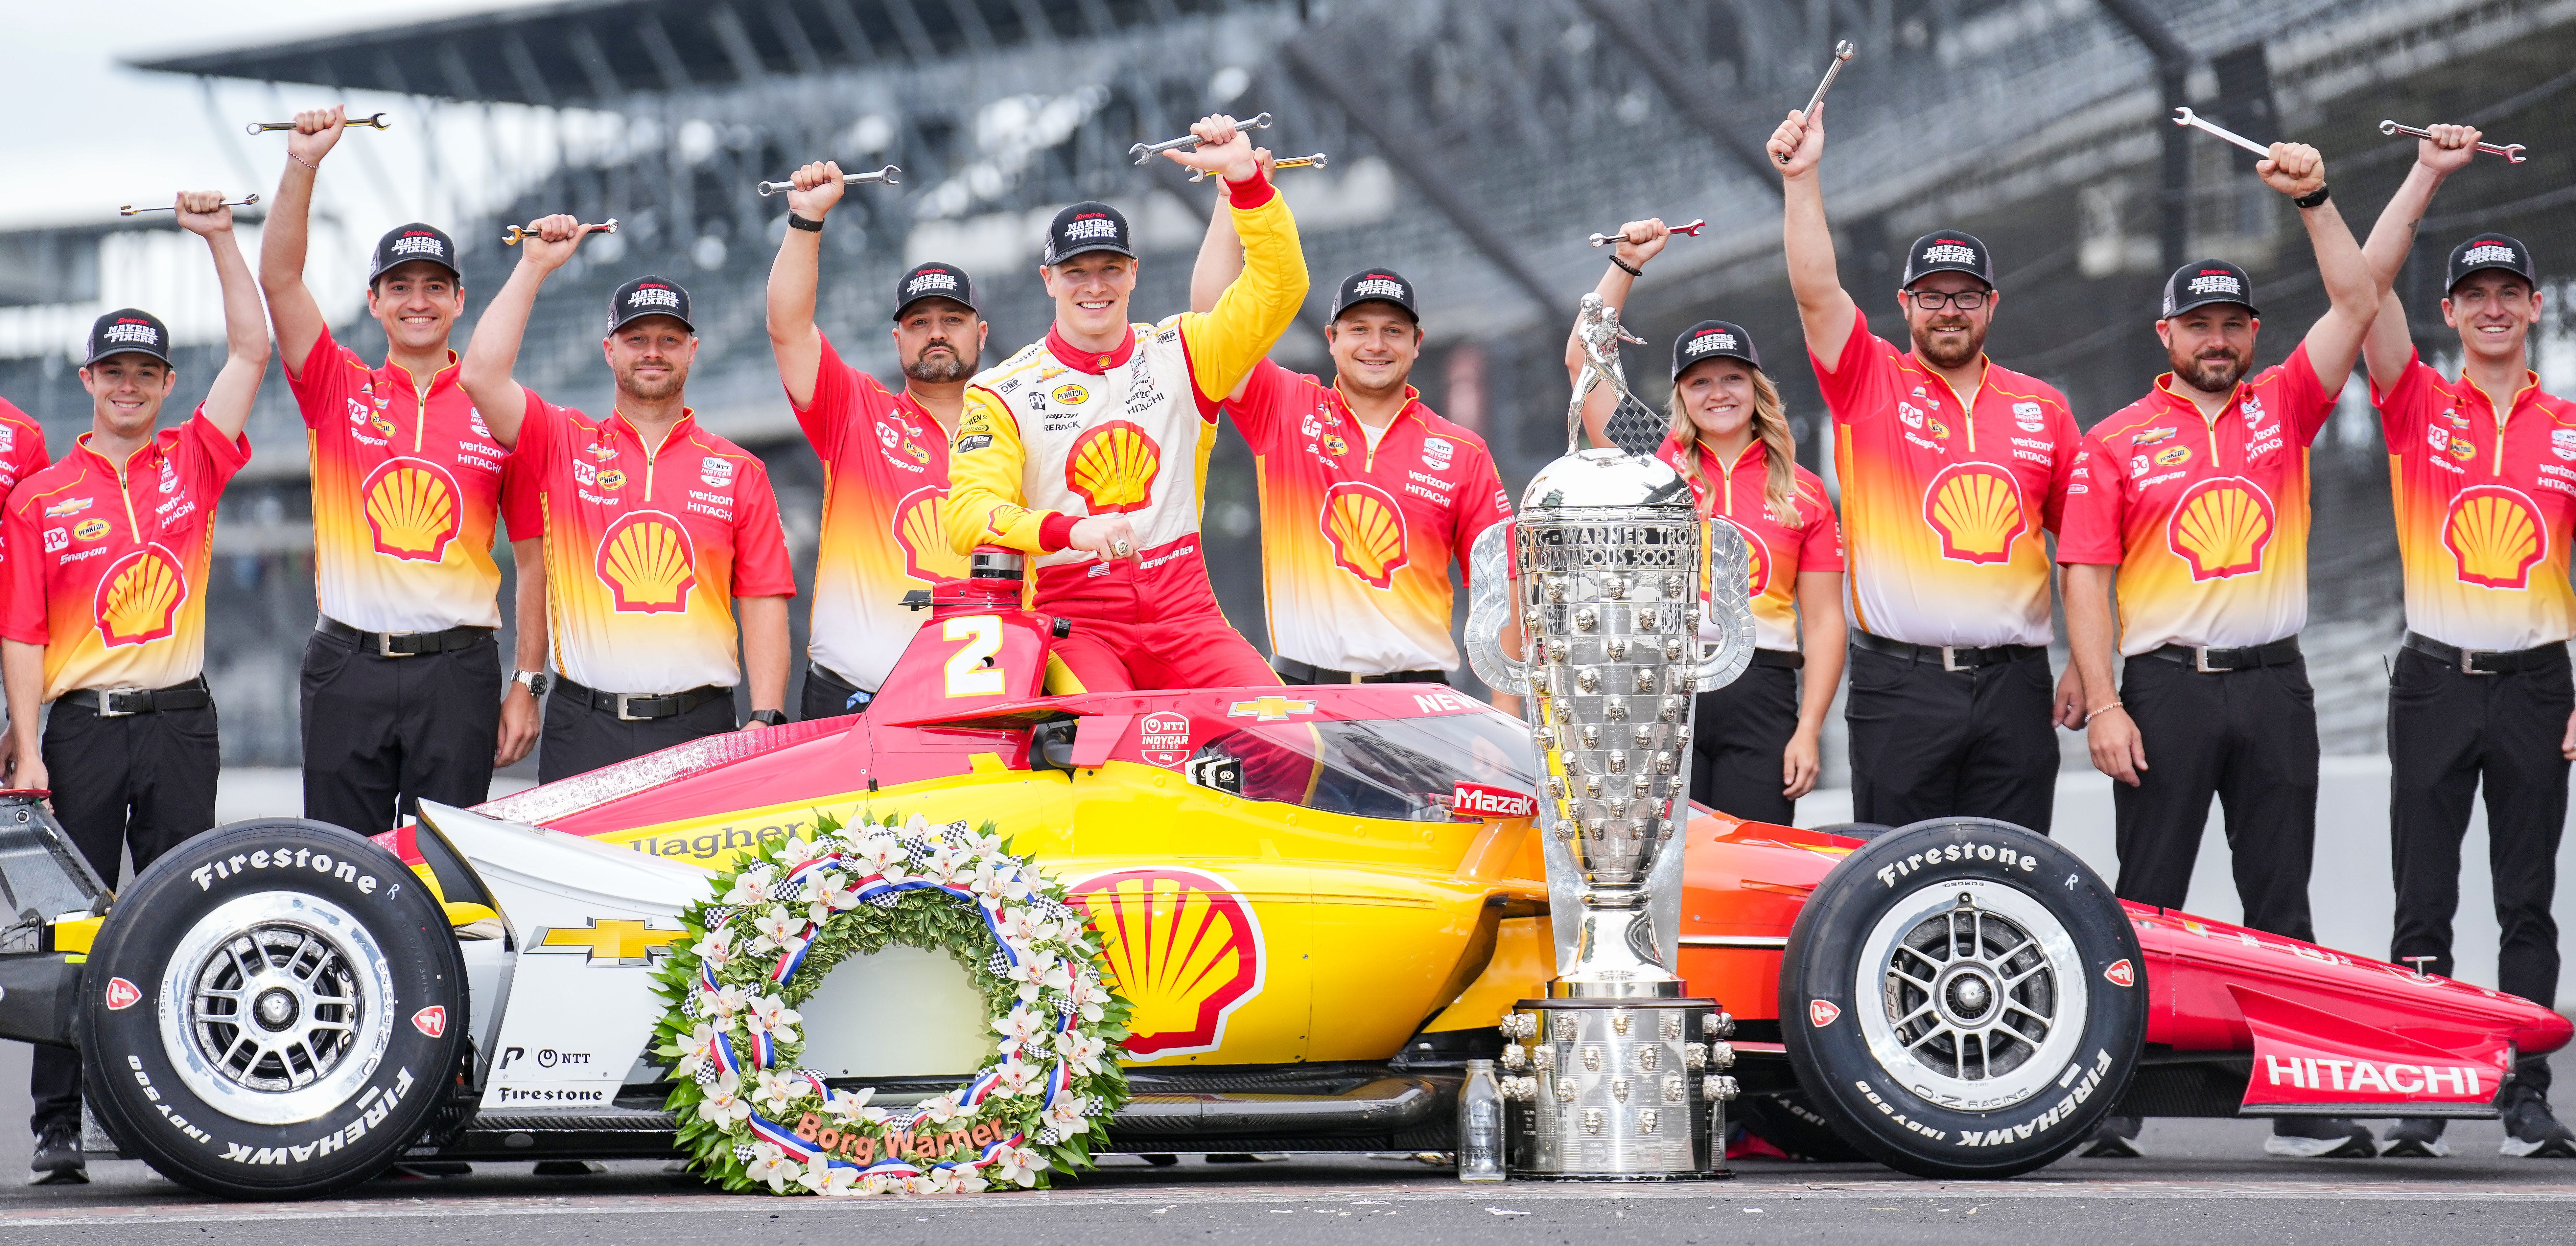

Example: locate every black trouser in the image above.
[2111,653,2318,942]
[1271,656,1450,686]
[799,662,871,722]
[538,683,738,784]
[33,690,222,1134]
[298,628,501,835]
[2388,643,2570,1096]
[1690,660,1800,827]
[1844,643,2057,835]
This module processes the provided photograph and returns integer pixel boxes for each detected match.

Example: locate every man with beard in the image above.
[1770,103,2084,834]
[463,220,794,780]
[2058,141,2382,1158]
[767,160,987,718]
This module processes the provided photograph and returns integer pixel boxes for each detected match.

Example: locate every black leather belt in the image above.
[317,615,494,658]
[2140,635,2301,673]
[60,676,211,718]
[1851,629,2039,671]
[551,674,733,722]
[1270,656,1449,685]
[1751,649,1806,670]
[2402,631,2569,676]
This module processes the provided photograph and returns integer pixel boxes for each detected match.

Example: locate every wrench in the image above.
[2170,107,2275,160]
[1590,219,1707,248]
[1190,152,1327,183]
[1130,112,1270,165]
[756,165,902,197]
[246,112,389,134]
[1778,40,1856,164]
[120,194,259,217]
[502,218,619,245]
[2379,120,2525,165]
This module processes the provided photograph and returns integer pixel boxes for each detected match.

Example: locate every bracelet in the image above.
[1608,254,1644,278]
[291,152,319,172]
[2089,700,2124,717]
[2292,183,2330,209]
[786,213,824,233]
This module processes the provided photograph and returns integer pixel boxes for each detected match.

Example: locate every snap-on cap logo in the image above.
[2462,243,2517,266]
[2104,958,2135,988]
[104,978,141,1011]
[412,1005,447,1038]
[1808,999,1841,1027]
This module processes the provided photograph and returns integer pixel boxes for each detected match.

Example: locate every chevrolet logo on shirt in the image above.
[530,918,688,966]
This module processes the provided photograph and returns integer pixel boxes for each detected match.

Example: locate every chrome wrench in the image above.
[2379,120,2525,164]
[756,165,901,196]
[1590,219,1707,248]
[1131,112,1270,165]
[1778,41,1855,164]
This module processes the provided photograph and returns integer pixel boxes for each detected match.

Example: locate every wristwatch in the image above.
[513,670,550,699]
[747,708,788,727]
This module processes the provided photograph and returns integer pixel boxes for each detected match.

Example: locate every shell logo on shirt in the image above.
[1921,462,2026,565]
[1320,481,1410,589]
[1065,420,1161,514]
[2445,485,2546,590]
[94,545,187,647]
[595,509,699,613]
[2166,476,2275,581]
[1065,866,1263,1060]
[894,484,969,582]
[360,458,463,563]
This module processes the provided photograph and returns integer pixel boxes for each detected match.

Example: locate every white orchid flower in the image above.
[924,842,975,886]
[698,1073,753,1128]
[753,906,804,946]
[748,994,802,1031]
[795,1155,859,1196]
[991,907,1041,947]
[672,1021,722,1079]
[956,824,1007,859]
[779,834,825,868]
[991,1004,1053,1058]
[741,1141,797,1193]
[990,1060,1042,1099]
[706,985,749,1021]
[1061,971,1108,1023]
[722,865,776,906]
[1057,1030,1108,1076]
[916,1096,961,1125]
[953,1167,990,1193]
[1043,1093,1090,1135]
[826,1086,875,1121]
[852,833,906,873]
[1007,949,1066,1002]
[992,1145,1046,1188]
[691,925,736,965]
[969,859,1031,903]
[903,813,932,839]
[752,1068,804,1115]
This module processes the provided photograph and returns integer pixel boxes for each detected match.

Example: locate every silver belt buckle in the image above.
[95,687,144,717]
[1940,646,1968,673]
[615,692,656,722]
[375,631,413,658]
[2461,647,2495,675]
[2193,647,2223,673]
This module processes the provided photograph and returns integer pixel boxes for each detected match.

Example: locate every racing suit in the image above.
[944,172,1304,692]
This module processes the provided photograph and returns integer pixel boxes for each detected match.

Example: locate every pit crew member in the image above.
[260,105,544,835]
[463,226,794,781]
[767,160,985,719]
[1770,102,2083,834]
[0,192,266,1184]
[943,113,1304,692]
[2057,142,2384,1159]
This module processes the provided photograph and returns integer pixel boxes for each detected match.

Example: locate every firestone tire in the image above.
[82,819,467,1200]
[1778,818,2144,1179]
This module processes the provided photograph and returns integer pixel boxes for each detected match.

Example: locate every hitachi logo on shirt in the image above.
[628,287,680,309]
[389,234,445,258]
[2462,243,2517,266]
[1922,242,1975,265]
[1063,217,1118,241]
[1687,333,1738,356]
[2187,272,2243,297]
[907,271,958,296]
[1353,277,1404,300]
[102,322,159,346]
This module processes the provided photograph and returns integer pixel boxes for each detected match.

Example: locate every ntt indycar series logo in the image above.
[1450,781,1536,819]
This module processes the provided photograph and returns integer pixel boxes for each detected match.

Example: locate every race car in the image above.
[0,551,2563,1198]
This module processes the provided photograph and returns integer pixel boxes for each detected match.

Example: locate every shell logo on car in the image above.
[1065,421,1160,514]
[95,545,187,648]
[2445,484,2545,589]
[596,510,698,613]
[1066,866,1264,1059]
[893,484,968,582]
[1320,481,1409,588]
[362,458,463,563]
[1921,462,2026,565]
[2166,476,2274,581]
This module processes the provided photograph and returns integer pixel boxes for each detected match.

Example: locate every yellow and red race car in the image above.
[3,554,2563,1198]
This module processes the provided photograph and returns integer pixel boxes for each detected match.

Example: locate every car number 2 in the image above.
[942,615,1006,697]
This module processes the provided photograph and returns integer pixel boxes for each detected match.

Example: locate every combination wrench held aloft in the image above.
[246,113,390,135]
[1189,151,1327,183]
[502,219,619,245]
[120,194,260,217]
[1590,219,1706,248]
[2379,120,2525,164]
[1778,41,1856,164]
[2170,107,2280,160]
[1131,112,1270,165]
[756,165,902,197]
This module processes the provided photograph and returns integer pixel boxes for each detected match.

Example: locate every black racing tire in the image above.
[1808,822,1896,842]
[1778,817,2144,1179]
[1738,1091,1869,1161]
[82,819,467,1200]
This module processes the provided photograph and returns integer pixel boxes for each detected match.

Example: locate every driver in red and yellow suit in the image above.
[944,113,1303,692]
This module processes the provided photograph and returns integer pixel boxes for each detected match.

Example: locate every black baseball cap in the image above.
[2447,233,2538,293]
[85,309,172,367]
[1043,202,1133,265]
[368,223,461,285]
[1671,320,1761,379]
[1329,268,1420,323]
[1902,230,1995,288]
[607,275,694,335]
[894,262,978,320]
[2159,259,2260,320]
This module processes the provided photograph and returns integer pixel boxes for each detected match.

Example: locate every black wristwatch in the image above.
[2292,183,2330,209]
[513,670,550,699]
[787,213,824,233]
[748,708,788,727]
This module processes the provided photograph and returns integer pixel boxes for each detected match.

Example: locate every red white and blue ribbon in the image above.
[769,922,820,983]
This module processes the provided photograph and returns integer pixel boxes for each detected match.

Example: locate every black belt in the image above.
[1270,656,1449,685]
[1751,649,1806,670]
[317,615,494,658]
[551,674,733,722]
[1851,630,2040,671]
[2139,635,2301,673]
[60,676,211,718]
[2402,632,2569,676]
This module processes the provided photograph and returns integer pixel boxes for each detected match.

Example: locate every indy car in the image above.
[0,551,2561,1199]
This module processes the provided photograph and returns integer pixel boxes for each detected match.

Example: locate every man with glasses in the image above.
[1770,103,2085,834]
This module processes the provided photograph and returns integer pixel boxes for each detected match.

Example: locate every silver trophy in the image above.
[1466,294,1754,1179]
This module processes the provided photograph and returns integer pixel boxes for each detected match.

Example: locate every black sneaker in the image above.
[2379,1118,2450,1157]
[2080,1115,2144,1158]
[2263,1117,2375,1158]
[29,1120,84,1185]
[2499,1087,2576,1158]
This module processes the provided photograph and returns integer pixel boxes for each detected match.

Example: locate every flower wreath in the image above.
[650,811,1132,1195]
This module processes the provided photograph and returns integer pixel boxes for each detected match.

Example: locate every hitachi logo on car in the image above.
[2462,243,2517,266]
[191,846,379,894]
[2263,1054,2487,1098]
[389,234,445,257]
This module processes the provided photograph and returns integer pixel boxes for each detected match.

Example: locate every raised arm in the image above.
[1766,103,1859,371]
[259,105,346,375]
[2262,144,2374,387]
[1166,117,1308,404]
[1563,219,1671,449]
[172,192,270,442]
[460,215,603,445]
[2357,125,2483,389]
[1184,150,1279,404]
[766,161,847,409]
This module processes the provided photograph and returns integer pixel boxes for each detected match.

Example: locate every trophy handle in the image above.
[1692,519,1757,692]
[1464,523,1531,696]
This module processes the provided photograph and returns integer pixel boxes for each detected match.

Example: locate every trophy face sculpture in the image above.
[1467,294,1754,1179]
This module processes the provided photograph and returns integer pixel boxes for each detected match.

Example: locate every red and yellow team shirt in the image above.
[284,327,506,632]
[793,333,959,692]
[1653,435,1843,652]
[1811,313,2082,647]
[1,410,247,700]
[2374,352,2576,651]
[0,400,49,502]
[1227,360,1510,673]
[2057,345,2337,653]
[511,394,795,695]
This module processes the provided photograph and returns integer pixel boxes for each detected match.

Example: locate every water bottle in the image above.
[1458,1058,1505,1182]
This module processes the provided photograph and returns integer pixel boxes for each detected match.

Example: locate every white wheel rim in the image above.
[156,891,398,1126]
[1852,878,2088,1112]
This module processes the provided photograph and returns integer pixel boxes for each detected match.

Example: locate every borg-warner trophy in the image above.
[1465,294,1757,1180]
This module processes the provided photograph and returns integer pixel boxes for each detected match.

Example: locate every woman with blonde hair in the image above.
[1562,218,1847,825]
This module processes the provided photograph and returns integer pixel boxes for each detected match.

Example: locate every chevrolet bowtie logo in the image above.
[530,918,688,966]
[1227,696,1315,722]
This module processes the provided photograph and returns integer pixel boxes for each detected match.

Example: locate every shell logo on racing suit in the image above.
[1064,421,1161,514]
[361,458,464,563]
[595,511,699,613]
[1067,866,1264,1059]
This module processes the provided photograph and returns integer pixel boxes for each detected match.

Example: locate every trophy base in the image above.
[1502,996,1730,1180]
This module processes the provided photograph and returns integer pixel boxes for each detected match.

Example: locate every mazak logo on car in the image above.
[1450,781,1536,819]
[1136,711,1192,768]
[104,977,142,1010]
